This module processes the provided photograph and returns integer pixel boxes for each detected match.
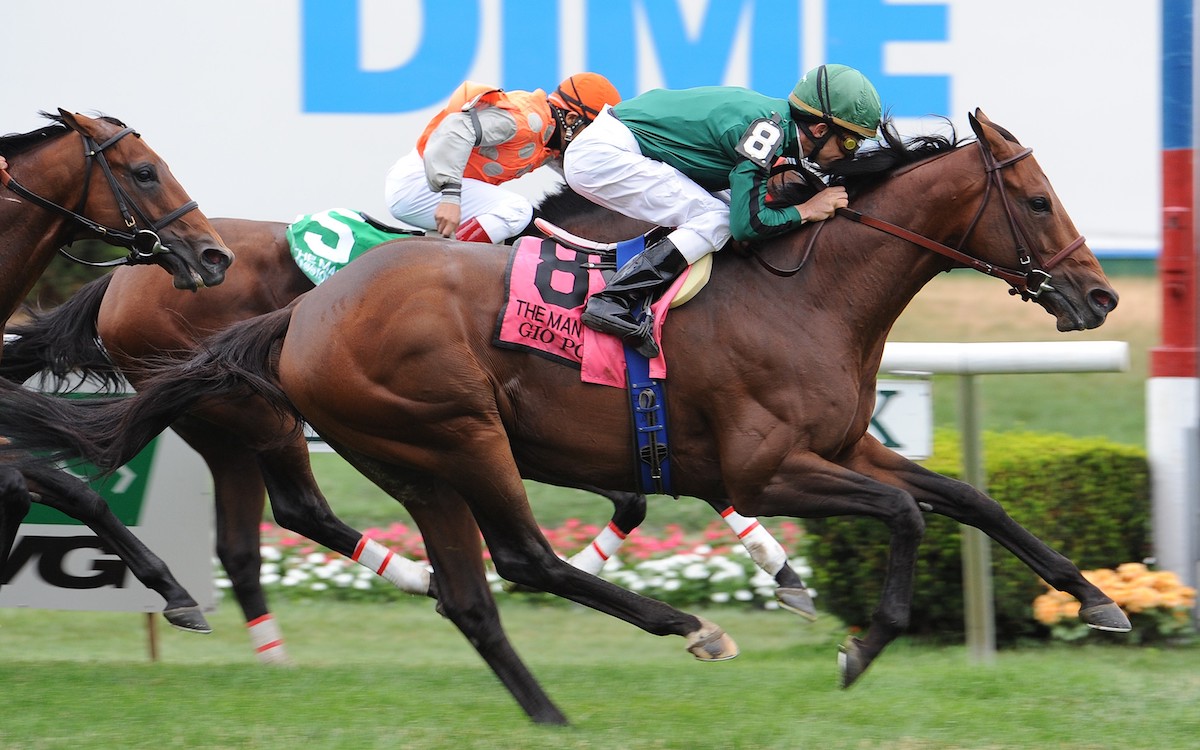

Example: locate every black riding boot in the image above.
[581,238,689,358]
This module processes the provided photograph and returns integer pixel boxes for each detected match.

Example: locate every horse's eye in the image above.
[133,165,158,183]
[1029,196,1050,213]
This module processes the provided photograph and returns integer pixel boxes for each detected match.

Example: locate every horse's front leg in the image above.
[255,437,435,600]
[0,465,33,567]
[731,449,927,688]
[699,496,817,619]
[564,485,646,575]
[565,486,817,619]
[850,436,1131,633]
[170,416,291,663]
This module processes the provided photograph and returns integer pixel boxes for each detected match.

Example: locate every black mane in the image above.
[770,119,965,204]
[0,111,126,157]
[532,184,606,225]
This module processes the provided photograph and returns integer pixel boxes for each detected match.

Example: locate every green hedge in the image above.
[806,428,1150,641]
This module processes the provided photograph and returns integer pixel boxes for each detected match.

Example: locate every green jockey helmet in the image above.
[788,64,881,139]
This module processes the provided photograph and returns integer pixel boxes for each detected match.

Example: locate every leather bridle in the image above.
[0,124,199,268]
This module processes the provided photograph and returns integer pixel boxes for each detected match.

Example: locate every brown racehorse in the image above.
[2,188,814,663]
[0,111,1128,724]
[0,110,233,631]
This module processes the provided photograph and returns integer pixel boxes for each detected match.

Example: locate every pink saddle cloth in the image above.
[494,237,690,388]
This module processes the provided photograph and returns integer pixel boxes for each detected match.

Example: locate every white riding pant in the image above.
[563,107,731,264]
[383,150,533,243]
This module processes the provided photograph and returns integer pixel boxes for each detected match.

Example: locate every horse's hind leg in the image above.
[433,439,737,662]
[19,464,211,634]
[255,438,434,599]
[335,450,568,725]
[417,498,569,724]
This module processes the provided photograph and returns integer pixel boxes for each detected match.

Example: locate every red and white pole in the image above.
[1148,0,1197,589]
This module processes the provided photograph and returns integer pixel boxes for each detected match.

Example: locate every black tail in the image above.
[0,305,301,476]
[2,275,125,392]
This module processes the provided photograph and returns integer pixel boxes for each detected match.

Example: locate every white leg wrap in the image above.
[567,522,627,575]
[247,614,290,665]
[351,537,431,595]
[721,508,787,576]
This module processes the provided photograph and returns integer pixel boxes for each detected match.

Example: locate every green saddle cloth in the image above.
[286,208,418,285]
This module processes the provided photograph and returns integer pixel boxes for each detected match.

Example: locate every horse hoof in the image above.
[1080,602,1132,632]
[163,607,212,634]
[838,636,870,689]
[775,587,818,620]
[686,623,739,661]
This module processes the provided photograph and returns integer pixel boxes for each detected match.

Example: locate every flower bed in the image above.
[1033,562,1197,644]
[217,520,811,610]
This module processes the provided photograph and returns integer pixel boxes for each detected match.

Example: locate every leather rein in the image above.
[754,137,1086,300]
[0,125,199,268]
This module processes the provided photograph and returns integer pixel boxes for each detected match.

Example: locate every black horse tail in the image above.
[2,275,124,391]
[0,305,301,476]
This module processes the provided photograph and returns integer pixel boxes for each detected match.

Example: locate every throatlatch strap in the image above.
[616,236,673,496]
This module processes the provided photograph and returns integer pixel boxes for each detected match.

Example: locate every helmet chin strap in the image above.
[796,121,832,162]
[551,106,584,146]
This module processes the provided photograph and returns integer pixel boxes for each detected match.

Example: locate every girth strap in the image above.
[614,237,673,496]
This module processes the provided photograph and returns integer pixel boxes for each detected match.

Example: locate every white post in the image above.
[958,374,995,663]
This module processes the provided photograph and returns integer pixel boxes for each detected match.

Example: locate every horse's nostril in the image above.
[204,247,234,270]
[1089,288,1118,313]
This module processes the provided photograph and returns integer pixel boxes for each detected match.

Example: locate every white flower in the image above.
[749,569,775,588]
[710,592,731,603]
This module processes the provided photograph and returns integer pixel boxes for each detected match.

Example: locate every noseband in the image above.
[836,135,1086,300]
[0,125,199,268]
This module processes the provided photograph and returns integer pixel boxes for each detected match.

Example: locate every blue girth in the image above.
[615,237,673,496]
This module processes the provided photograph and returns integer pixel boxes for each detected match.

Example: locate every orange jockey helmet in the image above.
[547,72,621,143]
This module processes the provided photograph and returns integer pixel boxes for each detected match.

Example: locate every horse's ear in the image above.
[967,109,1004,161]
[967,110,985,141]
[57,109,82,133]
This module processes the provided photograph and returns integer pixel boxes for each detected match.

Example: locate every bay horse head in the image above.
[0,110,233,291]
[895,108,1117,331]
